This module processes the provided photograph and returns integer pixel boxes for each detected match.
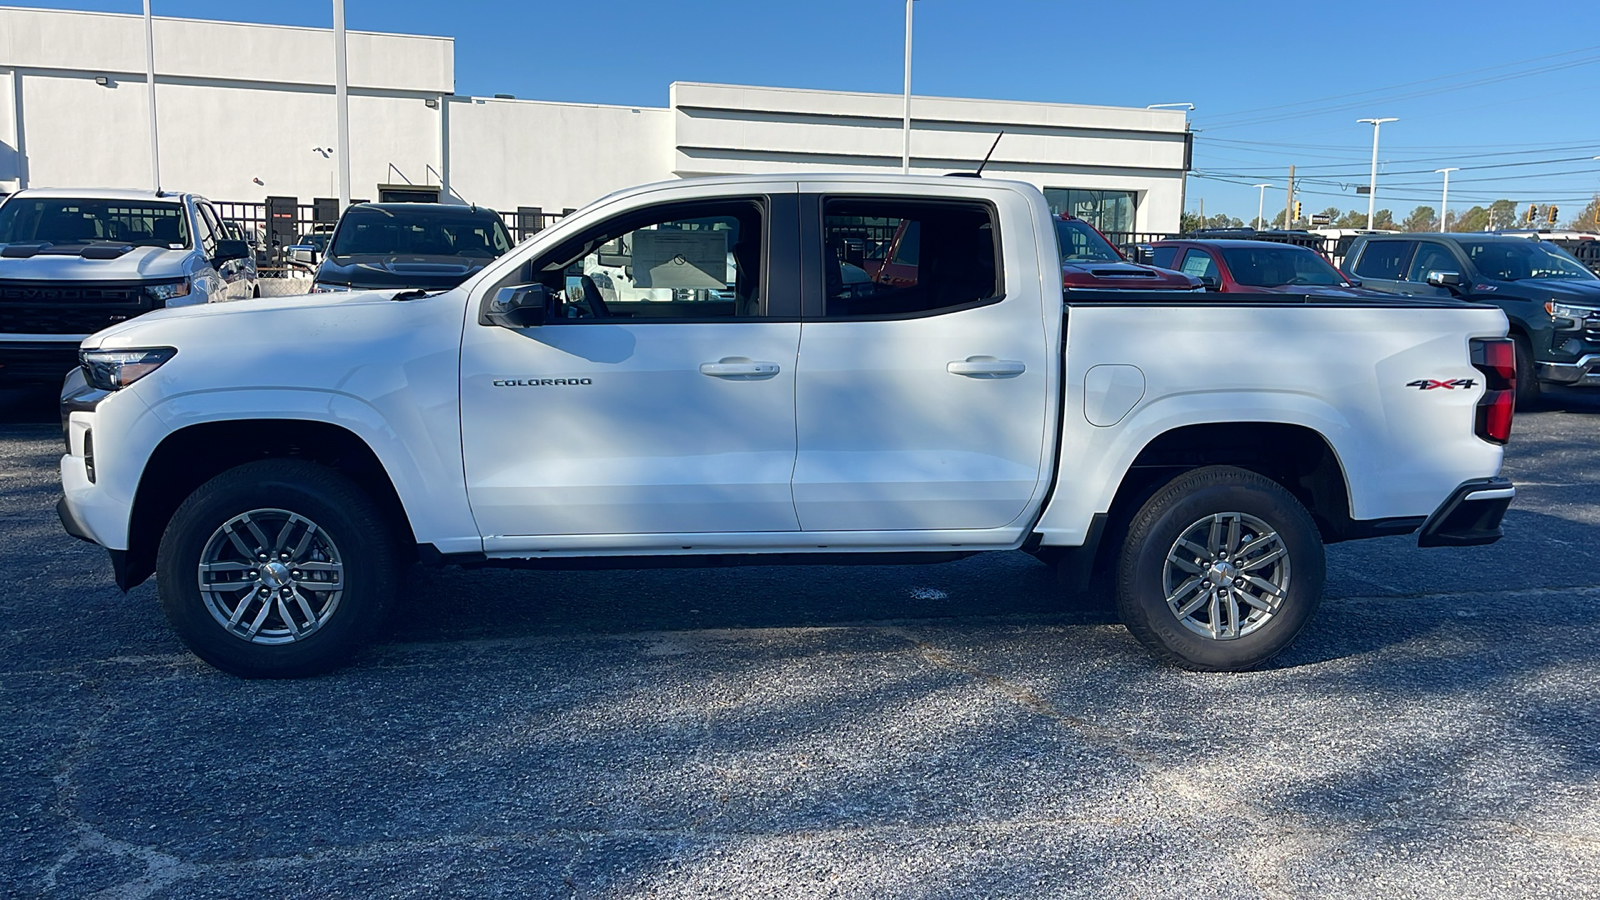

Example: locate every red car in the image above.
[1056,215,1201,291]
[1148,239,1383,298]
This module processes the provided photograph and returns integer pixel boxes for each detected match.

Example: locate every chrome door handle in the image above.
[947,356,1026,378]
[700,357,781,379]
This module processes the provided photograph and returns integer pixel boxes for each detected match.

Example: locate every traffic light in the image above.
[1526,205,1539,225]
[1293,201,1302,224]
[1548,205,1559,225]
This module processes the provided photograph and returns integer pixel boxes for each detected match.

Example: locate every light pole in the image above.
[1358,117,1397,229]
[1253,183,1273,230]
[333,0,351,211]
[901,0,915,174]
[143,0,160,192]
[1435,168,1458,232]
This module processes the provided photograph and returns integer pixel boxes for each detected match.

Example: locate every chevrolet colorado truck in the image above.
[0,188,253,386]
[57,174,1518,678]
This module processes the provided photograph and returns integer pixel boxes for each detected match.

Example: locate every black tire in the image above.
[1115,466,1325,672]
[1512,334,1540,410]
[156,459,398,678]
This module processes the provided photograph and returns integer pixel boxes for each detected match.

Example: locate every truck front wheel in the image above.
[1115,466,1325,672]
[155,459,399,678]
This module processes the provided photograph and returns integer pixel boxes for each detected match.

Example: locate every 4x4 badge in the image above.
[1407,378,1476,390]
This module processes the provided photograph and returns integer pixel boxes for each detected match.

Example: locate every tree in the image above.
[1202,213,1243,230]
[1318,206,1341,224]
[1488,199,1518,230]
[1402,205,1438,232]
[1180,211,1204,233]
[1454,205,1490,233]
[1564,195,1600,232]
[1334,209,1368,228]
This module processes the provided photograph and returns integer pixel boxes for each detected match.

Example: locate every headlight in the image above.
[311,282,352,293]
[80,347,177,391]
[145,279,192,303]
[1547,300,1600,318]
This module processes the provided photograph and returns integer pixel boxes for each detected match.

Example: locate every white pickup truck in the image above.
[57,174,1517,678]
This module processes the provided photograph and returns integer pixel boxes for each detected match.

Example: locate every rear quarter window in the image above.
[1150,246,1178,269]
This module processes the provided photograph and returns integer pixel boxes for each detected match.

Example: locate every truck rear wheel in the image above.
[1115,466,1325,672]
[155,459,398,678]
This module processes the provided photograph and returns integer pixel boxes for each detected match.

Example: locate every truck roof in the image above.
[4,187,195,202]
[589,171,1038,207]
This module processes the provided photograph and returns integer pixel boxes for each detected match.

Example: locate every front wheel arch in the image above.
[124,419,415,590]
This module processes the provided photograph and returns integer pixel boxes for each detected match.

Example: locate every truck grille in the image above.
[0,280,156,334]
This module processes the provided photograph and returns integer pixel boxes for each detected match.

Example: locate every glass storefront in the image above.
[1044,189,1138,235]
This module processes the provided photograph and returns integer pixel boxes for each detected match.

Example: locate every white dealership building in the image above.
[0,6,1191,234]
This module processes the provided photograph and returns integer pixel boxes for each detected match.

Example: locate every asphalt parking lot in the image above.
[2,387,1598,899]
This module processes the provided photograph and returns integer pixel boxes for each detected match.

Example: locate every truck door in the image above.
[791,188,1051,535]
[1347,239,1417,295]
[460,187,804,548]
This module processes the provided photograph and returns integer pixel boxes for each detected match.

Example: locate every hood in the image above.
[1535,280,1600,303]
[315,253,492,290]
[1062,261,1200,290]
[0,244,190,281]
[81,287,402,348]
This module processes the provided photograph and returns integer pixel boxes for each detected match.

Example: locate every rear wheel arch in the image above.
[1058,422,1355,590]
[123,419,415,590]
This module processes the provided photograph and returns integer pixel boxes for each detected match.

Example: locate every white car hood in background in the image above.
[0,245,191,281]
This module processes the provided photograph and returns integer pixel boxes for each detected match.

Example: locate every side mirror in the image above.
[485,284,550,328]
[213,239,251,264]
[1425,270,1464,291]
[1200,274,1221,290]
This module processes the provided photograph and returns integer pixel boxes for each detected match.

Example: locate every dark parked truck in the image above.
[1345,233,1600,406]
[311,203,513,293]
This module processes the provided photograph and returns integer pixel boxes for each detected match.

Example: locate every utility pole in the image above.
[1436,167,1458,232]
[143,0,160,192]
[334,0,352,211]
[1284,166,1295,230]
[901,0,914,174]
[1358,117,1397,229]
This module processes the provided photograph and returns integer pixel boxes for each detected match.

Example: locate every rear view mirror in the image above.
[484,284,550,328]
[1425,270,1464,292]
[1200,274,1221,290]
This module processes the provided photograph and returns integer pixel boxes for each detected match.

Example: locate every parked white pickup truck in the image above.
[57,174,1517,677]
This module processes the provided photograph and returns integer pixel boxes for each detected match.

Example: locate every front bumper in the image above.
[1535,353,1600,386]
[1417,477,1514,548]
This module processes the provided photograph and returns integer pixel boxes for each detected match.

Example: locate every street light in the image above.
[901,0,917,174]
[1435,168,1458,233]
[1358,117,1397,229]
[333,0,351,212]
[1253,183,1273,230]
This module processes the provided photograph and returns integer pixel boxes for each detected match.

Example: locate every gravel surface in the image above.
[2,386,1598,899]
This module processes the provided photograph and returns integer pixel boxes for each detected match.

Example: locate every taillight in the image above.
[1470,338,1515,444]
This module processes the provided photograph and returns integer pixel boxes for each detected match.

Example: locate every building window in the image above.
[1044,189,1137,235]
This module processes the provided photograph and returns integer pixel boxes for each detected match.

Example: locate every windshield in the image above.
[1054,218,1122,263]
[329,206,512,259]
[1457,239,1598,281]
[1219,245,1347,287]
[0,198,190,248]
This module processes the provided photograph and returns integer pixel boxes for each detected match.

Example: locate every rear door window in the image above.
[820,198,1000,318]
[1352,240,1416,281]
[1149,246,1178,269]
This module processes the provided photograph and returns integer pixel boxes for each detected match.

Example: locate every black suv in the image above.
[1344,233,1600,406]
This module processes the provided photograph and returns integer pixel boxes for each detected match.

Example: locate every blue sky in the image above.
[15,0,1600,221]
